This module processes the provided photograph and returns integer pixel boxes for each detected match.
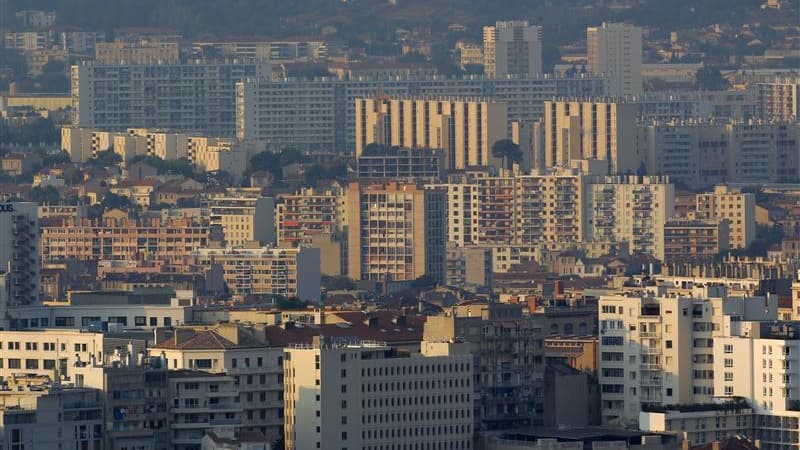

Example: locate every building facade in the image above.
[587,22,643,97]
[483,21,543,78]
[284,338,473,450]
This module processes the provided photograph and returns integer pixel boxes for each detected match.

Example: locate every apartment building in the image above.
[696,186,756,250]
[236,75,606,153]
[590,175,675,259]
[187,136,252,179]
[483,21,543,78]
[150,324,286,442]
[355,96,508,169]
[0,329,146,383]
[39,212,210,265]
[639,401,755,447]
[598,286,777,428]
[127,128,190,160]
[544,99,639,174]
[518,169,590,249]
[587,22,643,97]
[755,78,799,121]
[6,288,193,331]
[71,60,270,136]
[711,322,800,450]
[445,246,493,290]
[204,189,275,247]
[640,121,800,188]
[275,186,345,275]
[73,354,171,450]
[663,219,730,264]
[0,202,40,315]
[284,337,473,450]
[345,182,446,284]
[194,247,321,302]
[192,39,327,63]
[168,370,243,450]
[0,386,104,450]
[424,302,543,432]
[357,147,445,179]
[94,41,180,64]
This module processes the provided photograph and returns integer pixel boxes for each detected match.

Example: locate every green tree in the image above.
[491,139,523,170]
[30,186,61,205]
[695,67,730,91]
[321,275,357,291]
[100,192,131,211]
[88,150,122,169]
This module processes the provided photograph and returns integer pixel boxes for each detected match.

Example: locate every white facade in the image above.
[284,339,473,450]
[598,286,778,427]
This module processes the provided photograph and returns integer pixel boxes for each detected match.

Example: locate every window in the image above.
[666,388,673,396]
[725,386,734,396]
[665,340,673,349]
[25,359,38,369]
[134,316,147,326]
[8,359,20,369]
[195,359,212,369]
[150,317,158,327]
[55,316,75,327]
[724,358,733,367]
[724,372,734,381]
[724,344,733,354]
[43,360,55,369]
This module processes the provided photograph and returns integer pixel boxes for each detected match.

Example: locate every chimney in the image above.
[712,442,721,450]
[681,440,690,450]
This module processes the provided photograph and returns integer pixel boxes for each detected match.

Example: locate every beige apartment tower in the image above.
[354,96,508,170]
[483,21,543,78]
[587,22,643,97]
[544,99,639,174]
[345,182,446,285]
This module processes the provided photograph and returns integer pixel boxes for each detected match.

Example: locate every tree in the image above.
[30,186,61,205]
[695,67,730,91]
[88,150,122,169]
[100,192,131,211]
[491,139,523,170]
[321,275,357,291]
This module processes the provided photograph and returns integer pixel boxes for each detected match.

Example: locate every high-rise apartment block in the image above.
[71,61,270,136]
[598,284,778,427]
[284,337,473,450]
[483,21,543,78]
[755,78,799,121]
[639,121,800,188]
[236,76,605,153]
[424,303,543,432]
[587,22,643,97]
[194,247,321,302]
[696,186,756,250]
[204,189,276,247]
[0,202,40,315]
[590,175,675,259]
[544,99,639,174]
[345,182,446,284]
[94,41,180,64]
[354,97,508,170]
